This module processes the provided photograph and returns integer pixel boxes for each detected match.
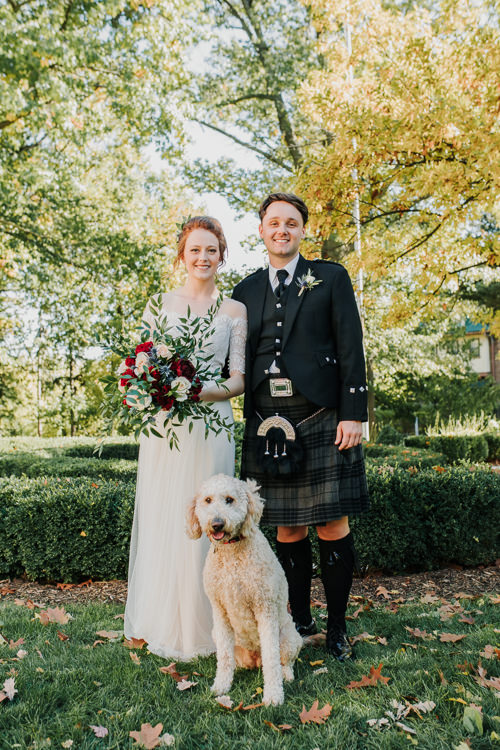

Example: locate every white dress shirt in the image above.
[268,253,300,291]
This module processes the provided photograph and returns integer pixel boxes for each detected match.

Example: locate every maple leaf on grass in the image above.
[159,662,188,682]
[37,606,71,625]
[405,627,435,640]
[124,637,147,649]
[346,663,390,690]
[0,677,17,701]
[89,725,109,738]
[129,651,141,665]
[130,722,163,749]
[439,632,467,643]
[299,699,332,724]
[95,630,122,641]
[264,720,293,732]
[474,663,500,692]
[479,645,500,660]
[176,679,197,691]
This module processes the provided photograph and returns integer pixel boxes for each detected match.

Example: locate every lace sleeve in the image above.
[229,316,247,375]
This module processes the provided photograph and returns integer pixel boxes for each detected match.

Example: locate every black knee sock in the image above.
[276,536,313,627]
[318,533,356,632]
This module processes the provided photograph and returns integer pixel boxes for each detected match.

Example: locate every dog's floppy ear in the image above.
[240,478,264,537]
[186,494,202,539]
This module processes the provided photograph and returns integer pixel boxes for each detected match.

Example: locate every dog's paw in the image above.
[263,687,284,706]
[211,679,232,696]
[282,664,294,683]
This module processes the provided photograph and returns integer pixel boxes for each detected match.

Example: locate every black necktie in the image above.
[275,269,289,299]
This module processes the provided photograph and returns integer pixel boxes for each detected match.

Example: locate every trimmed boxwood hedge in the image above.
[405,434,490,463]
[0,477,134,581]
[0,454,138,481]
[0,465,497,581]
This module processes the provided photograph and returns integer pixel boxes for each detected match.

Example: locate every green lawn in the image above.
[0,595,498,749]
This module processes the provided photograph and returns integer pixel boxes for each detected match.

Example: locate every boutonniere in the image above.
[296,268,323,296]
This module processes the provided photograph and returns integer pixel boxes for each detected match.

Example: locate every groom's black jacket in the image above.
[232,254,368,422]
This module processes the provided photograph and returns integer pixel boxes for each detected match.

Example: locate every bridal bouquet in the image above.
[99,295,231,450]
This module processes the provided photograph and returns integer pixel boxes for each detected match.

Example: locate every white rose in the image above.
[135,351,150,374]
[125,392,152,411]
[170,376,191,402]
[118,382,126,394]
[156,343,173,359]
[117,361,128,376]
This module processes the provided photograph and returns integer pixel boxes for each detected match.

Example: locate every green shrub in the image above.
[64,442,139,460]
[405,434,489,463]
[0,477,134,581]
[363,443,447,469]
[1,464,498,581]
[0,453,137,480]
[485,431,500,461]
[351,464,499,572]
[376,424,404,445]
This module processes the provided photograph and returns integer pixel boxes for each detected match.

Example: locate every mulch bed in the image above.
[1,562,498,609]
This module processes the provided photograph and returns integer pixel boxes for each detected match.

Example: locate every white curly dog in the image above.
[186,474,302,706]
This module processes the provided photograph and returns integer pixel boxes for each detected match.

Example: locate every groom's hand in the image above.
[335,420,362,450]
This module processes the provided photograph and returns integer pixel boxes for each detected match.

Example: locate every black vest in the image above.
[251,280,290,388]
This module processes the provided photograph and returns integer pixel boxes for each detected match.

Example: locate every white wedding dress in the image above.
[124,303,246,661]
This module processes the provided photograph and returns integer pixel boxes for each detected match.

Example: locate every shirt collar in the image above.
[268,253,300,286]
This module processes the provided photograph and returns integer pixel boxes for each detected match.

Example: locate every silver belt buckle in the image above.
[269,378,293,397]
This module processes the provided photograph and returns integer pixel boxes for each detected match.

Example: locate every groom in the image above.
[232,193,369,660]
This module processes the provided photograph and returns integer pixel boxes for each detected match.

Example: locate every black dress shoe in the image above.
[326,626,353,661]
[296,619,318,637]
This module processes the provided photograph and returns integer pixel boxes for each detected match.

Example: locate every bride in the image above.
[124,216,247,660]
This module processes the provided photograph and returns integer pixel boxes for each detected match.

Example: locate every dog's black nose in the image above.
[211,520,224,532]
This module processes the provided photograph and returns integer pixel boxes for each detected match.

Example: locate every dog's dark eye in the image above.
[204,496,212,504]
[225,496,234,505]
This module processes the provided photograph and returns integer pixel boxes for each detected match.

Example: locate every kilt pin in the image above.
[232,253,370,660]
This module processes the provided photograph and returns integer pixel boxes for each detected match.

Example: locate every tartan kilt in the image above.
[241,384,370,527]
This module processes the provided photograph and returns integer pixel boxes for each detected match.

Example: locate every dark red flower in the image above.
[170,359,182,376]
[125,356,135,367]
[135,341,153,355]
[178,358,196,381]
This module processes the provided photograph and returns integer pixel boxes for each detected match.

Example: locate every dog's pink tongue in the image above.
[212,530,225,541]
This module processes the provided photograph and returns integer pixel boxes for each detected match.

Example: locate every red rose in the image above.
[161,397,174,411]
[191,394,200,402]
[178,358,196,381]
[170,359,182,376]
[125,356,135,366]
[120,368,135,387]
[135,341,153,355]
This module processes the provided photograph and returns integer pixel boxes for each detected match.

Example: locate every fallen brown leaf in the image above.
[264,720,292,732]
[299,699,332,724]
[405,627,435,640]
[439,633,467,643]
[129,722,163,749]
[57,631,69,642]
[8,638,24,650]
[479,645,500,660]
[346,663,390,689]
[158,662,188,682]
[376,586,391,599]
[129,652,141,665]
[38,607,71,625]
[176,679,197,691]
[95,630,122,640]
[124,637,147,650]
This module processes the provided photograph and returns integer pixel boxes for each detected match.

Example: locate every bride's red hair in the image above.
[175,216,227,267]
